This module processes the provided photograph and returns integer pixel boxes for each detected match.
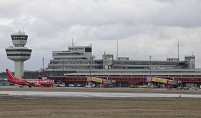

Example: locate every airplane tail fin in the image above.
[6,69,17,82]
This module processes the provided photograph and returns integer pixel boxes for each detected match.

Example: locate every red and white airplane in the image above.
[6,69,54,88]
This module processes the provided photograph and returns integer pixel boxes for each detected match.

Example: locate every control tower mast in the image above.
[5,30,32,78]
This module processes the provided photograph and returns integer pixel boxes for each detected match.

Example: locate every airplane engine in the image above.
[34,83,41,87]
[28,83,35,88]
[27,82,41,87]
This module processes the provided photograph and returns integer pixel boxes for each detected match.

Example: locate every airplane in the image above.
[6,69,54,88]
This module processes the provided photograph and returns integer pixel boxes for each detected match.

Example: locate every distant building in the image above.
[44,45,195,76]
[0,78,7,86]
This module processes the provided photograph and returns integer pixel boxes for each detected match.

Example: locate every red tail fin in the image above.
[6,69,16,82]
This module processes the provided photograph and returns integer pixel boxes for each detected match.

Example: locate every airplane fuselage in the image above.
[6,69,54,87]
[25,79,54,87]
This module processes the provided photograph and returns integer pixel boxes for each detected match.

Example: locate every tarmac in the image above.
[0,86,201,98]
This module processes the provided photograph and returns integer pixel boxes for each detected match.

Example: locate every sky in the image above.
[0,0,201,72]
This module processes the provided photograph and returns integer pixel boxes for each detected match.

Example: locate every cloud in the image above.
[1,0,201,72]
[150,0,201,27]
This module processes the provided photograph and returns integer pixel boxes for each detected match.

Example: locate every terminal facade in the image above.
[45,45,195,76]
[43,45,201,87]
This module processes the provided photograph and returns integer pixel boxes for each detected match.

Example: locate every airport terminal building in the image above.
[43,45,201,87]
[45,45,196,76]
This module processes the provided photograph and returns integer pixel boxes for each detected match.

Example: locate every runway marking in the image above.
[0,91,201,98]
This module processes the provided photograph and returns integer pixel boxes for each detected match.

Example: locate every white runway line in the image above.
[1,91,201,98]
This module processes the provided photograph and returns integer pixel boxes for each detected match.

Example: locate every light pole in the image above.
[149,55,153,87]
[90,56,92,78]
[52,59,54,76]
[63,58,64,75]
[149,55,152,77]
[42,57,44,74]
[88,56,92,87]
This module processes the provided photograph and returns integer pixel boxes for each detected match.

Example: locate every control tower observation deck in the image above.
[5,31,32,78]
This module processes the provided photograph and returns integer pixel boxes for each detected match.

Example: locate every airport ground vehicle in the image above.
[190,87,199,90]
[68,84,75,87]
[176,86,189,90]
[56,84,65,87]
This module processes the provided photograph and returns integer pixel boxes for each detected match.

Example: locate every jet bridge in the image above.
[152,77,168,84]
[87,77,115,87]
[91,77,104,83]
[148,77,174,88]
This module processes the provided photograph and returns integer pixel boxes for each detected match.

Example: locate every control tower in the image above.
[5,30,32,78]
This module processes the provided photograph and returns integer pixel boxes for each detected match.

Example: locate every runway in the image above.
[1,91,201,98]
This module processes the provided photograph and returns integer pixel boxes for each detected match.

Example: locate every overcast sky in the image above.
[1,0,201,72]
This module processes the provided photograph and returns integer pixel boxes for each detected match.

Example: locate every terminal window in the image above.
[85,47,91,52]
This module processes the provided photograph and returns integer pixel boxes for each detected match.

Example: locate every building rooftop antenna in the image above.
[72,38,74,46]
[22,25,25,33]
[178,41,179,61]
[116,39,118,59]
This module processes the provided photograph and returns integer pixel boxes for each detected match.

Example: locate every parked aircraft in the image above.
[6,69,54,88]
